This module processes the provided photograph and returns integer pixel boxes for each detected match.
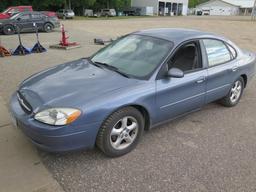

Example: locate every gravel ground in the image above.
[1,16,256,192]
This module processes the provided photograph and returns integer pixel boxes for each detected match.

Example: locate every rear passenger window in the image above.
[19,14,30,20]
[31,14,41,19]
[203,39,232,67]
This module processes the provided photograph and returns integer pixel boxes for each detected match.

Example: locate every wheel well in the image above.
[2,24,16,34]
[241,74,247,88]
[3,24,15,30]
[44,22,54,27]
[130,105,150,131]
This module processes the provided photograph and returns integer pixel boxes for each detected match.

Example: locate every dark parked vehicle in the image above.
[196,10,203,15]
[123,7,141,16]
[10,29,256,157]
[0,11,60,35]
[56,9,75,19]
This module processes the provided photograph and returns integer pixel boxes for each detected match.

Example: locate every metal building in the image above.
[196,0,255,16]
[131,0,189,16]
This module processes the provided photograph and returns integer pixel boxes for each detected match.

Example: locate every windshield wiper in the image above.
[93,61,130,78]
[86,58,102,68]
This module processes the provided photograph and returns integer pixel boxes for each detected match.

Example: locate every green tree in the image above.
[0,0,130,13]
[31,0,66,10]
[71,0,96,15]
[189,0,208,8]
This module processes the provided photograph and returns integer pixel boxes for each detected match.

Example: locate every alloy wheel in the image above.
[230,80,242,103]
[110,116,138,150]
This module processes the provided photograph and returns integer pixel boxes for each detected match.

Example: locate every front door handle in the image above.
[231,66,238,72]
[196,76,205,84]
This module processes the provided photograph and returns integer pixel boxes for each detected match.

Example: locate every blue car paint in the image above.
[10,28,256,152]
[156,69,207,122]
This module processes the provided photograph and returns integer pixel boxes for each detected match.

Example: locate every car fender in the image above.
[238,52,256,84]
[76,81,157,128]
[44,21,54,27]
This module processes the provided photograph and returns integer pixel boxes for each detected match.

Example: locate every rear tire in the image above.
[3,25,15,35]
[219,77,244,107]
[96,107,144,157]
[44,23,53,33]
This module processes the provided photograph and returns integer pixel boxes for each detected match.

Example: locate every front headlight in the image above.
[34,108,81,126]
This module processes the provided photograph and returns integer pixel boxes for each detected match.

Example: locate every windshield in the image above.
[91,35,172,79]
[3,8,11,14]
[10,13,21,19]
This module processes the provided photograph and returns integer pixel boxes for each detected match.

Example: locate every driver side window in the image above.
[168,41,202,73]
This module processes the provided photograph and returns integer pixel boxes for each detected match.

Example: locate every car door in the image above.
[15,13,31,32]
[30,13,45,30]
[155,40,207,123]
[200,39,239,103]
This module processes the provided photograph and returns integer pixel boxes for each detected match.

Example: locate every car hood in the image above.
[0,19,13,24]
[0,13,10,19]
[18,59,138,112]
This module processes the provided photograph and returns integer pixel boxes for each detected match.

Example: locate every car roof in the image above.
[133,28,226,45]
[17,11,42,15]
[9,6,32,8]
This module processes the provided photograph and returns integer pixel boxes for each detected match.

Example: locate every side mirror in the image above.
[167,68,184,78]
[16,18,21,21]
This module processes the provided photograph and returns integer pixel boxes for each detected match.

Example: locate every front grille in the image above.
[17,91,33,114]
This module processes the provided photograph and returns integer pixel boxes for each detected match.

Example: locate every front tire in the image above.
[96,107,144,157]
[44,23,53,33]
[219,77,244,107]
[3,25,15,35]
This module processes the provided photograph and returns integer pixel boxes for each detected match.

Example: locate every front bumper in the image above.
[53,22,61,28]
[10,93,101,152]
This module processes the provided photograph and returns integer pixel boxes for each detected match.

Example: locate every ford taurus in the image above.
[10,28,256,157]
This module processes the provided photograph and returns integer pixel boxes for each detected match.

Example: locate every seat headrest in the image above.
[183,46,195,59]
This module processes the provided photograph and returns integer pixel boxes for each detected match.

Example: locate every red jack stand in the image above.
[50,24,80,50]
[0,38,11,57]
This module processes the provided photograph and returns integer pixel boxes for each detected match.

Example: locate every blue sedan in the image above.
[10,28,256,157]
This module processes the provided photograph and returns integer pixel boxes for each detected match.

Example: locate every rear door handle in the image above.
[196,76,205,84]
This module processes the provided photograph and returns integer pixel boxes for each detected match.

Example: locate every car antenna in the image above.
[31,23,46,53]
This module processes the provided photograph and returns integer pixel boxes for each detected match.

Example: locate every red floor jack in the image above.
[0,38,11,57]
[50,24,80,50]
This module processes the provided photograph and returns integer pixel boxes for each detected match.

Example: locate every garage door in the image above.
[210,6,231,15]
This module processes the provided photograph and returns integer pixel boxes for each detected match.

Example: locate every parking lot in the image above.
[1,16,256,192]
